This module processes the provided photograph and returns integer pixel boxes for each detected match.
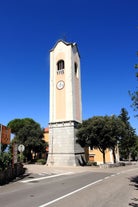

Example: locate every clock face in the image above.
[56,80,65,90]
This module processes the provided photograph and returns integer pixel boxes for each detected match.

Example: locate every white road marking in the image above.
[104,176,110,179]
[38,179,103,207]
[38,173,48,176]
[116,172,121,175]
[20,172,73,183]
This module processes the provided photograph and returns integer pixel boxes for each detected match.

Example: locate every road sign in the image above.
[18,144,25,152]
[0,124,11,144]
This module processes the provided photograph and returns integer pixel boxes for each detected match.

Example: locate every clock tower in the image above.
[48,40,85,166]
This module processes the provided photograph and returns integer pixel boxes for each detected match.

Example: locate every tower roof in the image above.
[50,39,80,57]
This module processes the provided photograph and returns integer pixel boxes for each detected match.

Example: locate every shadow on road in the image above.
[129,175,138,207]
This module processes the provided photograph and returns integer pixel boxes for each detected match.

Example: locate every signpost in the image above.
[18,144,25,153]
[12,143,18,167]
[18,144,25,162]
[1,125,11,144]
[0,124,11,155]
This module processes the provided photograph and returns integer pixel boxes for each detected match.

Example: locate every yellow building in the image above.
[43,127,49,153]
[43,127,49,143]
[88,147,119,164]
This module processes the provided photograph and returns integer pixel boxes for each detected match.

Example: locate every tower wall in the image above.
[48,40,85,166]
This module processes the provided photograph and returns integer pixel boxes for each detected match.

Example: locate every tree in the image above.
[129,52,138,114]
[106,115,126,163]
[131,136,138,160]
[7,118,47,162]
[118,108,137,160]
[76,116,125,164]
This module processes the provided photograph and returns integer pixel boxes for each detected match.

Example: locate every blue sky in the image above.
[0,0,138,132]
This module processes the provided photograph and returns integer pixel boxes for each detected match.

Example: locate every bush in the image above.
[36,159,46,165]
[0,152,12,171]
[0,163,26,185]
[87,161,97,166]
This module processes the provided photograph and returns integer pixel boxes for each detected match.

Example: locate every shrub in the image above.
[0,152,12,171]
[87,161,97,166]
[36,159,46,165]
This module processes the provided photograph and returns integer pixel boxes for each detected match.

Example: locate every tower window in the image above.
[57,60,64,74]
[74,62,78,77]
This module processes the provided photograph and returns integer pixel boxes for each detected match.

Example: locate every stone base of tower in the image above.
[47,153,85,166]
[47,121,85,167]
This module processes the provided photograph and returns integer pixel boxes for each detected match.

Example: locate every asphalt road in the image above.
[0,165,138,207]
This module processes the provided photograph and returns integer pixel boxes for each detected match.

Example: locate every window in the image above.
[57,60,64,74]
[74,62,78,77]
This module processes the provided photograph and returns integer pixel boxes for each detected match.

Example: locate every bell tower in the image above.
[48,40,84,166]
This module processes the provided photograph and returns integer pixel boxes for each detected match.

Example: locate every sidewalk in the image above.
[24,162,138,175]
[23,164,97,175]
